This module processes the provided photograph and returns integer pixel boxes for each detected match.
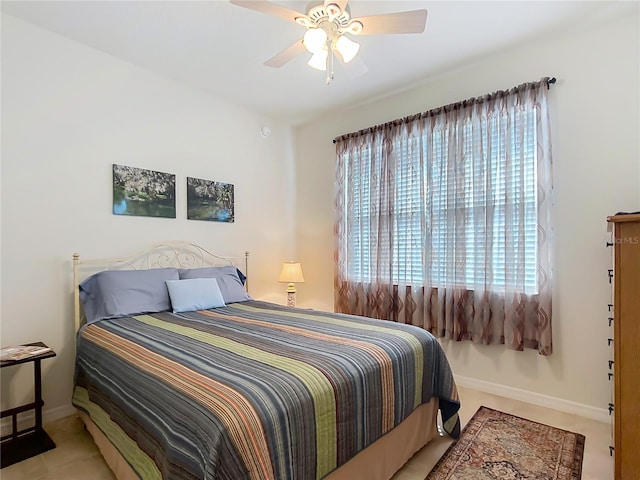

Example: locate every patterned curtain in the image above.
[334,78,554,355]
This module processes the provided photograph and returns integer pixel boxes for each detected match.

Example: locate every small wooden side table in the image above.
[1,341,56,468]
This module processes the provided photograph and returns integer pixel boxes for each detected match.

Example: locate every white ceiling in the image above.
[2,1,636,124]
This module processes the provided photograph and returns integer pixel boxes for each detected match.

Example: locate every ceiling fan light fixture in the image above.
[230,0,429,82]
[307,50,328,71]
[303,28,327,54]
[334,35,360,63]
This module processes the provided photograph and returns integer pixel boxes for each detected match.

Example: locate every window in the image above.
[344,110,538,294]
[335,78,553,354]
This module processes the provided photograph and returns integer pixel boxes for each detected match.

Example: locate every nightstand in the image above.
[1,341,56,468]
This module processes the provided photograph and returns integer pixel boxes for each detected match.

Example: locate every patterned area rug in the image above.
[426,406,586,480]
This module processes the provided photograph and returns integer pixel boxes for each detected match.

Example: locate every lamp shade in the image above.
[278,262,305,283]
[335,35,360,63]
[307,50,328,71]
[303,28,327,54]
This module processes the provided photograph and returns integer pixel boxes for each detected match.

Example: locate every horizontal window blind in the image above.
[344,108,539,294]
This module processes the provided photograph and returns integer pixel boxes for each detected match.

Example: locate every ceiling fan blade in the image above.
[324,0,348,12]
[264,40,306,67]
[351,10,428,35]
[230,0,305,23]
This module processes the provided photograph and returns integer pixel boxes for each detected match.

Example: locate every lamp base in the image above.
[286,291,297,307]
[285,283,297,307]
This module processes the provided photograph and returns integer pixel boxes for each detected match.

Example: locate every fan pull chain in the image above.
[326,49,335,85]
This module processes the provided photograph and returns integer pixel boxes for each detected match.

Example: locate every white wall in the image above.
[0,15,295,423]
[294,12,640,418]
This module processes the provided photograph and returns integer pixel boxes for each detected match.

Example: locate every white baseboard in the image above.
[0,403,77,436]
[455,374,611,424]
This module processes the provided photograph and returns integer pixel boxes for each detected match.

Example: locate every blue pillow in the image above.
[166,278,225,313]
[178,266,251,304]
[79,268,179,323]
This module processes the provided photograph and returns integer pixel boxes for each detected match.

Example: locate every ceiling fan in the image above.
[229,0,428,83]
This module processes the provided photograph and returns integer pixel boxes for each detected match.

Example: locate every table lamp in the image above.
[278,261,304,307]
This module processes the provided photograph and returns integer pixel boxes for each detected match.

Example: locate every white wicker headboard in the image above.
[72,241,249,332]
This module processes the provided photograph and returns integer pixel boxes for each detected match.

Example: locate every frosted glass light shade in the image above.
[303,28,328,54]
[307,50,328,71]
[335,35,360,63]
[278,262,305,283]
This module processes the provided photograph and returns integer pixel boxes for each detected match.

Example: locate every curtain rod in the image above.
[332,76,557,144]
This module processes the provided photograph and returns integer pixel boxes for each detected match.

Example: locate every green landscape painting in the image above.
[112,164,176,218]
[187,177,234,223]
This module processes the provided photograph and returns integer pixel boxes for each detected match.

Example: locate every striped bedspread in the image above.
[73,300,460,480]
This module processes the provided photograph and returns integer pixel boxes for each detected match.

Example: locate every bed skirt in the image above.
[78,398,439,480]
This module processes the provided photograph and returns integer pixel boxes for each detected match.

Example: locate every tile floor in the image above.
[1,386,612,480]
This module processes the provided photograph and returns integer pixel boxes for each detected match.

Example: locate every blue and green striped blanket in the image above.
[73,300,460,480]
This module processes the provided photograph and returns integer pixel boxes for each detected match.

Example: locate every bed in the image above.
[72,242,460,480]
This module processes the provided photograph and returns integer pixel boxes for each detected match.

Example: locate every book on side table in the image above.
[0,344,53,363]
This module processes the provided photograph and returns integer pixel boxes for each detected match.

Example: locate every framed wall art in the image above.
[112,164,176,218]
[187,177,234,223]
